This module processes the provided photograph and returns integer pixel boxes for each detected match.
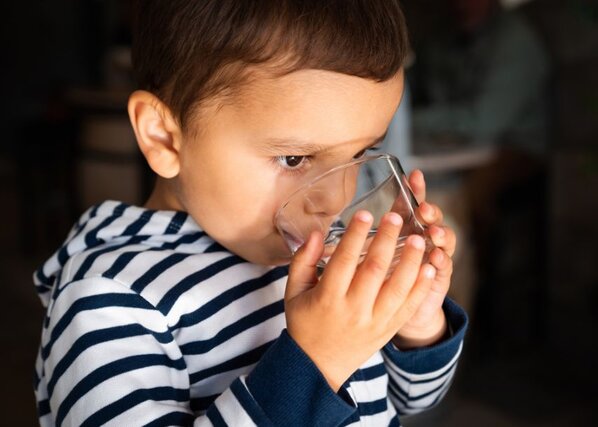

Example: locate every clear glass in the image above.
[275,153,433,275]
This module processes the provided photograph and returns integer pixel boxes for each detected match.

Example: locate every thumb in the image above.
[286,231,323,301]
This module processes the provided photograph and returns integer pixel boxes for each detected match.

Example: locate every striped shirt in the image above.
[33,200,468,426]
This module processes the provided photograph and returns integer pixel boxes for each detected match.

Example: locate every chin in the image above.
[229,235,293,267]
[242,249,292,267]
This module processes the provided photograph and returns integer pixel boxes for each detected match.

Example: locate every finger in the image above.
[391,263,436,328]
[320,210,374,295]
[429,248,453,288]
[374,234,427,315]
[408,169,426,203]
[416,202,444,226]
[428,247,450,272]
[286,231,323,301]
[348,212,403,303]
[428,225,457,257]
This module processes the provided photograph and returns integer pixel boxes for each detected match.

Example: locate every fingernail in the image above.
[435,226,445,237]
[355,211,373,223]
[409,235,425,250]
[387,212,402,226]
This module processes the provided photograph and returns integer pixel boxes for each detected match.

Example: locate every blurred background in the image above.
[0,0,596,425]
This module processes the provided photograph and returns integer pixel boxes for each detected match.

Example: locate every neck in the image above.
[144,177,184,212]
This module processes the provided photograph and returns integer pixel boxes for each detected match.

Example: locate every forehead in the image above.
[198,68,404,146]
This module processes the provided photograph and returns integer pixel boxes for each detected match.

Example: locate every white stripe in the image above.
[105,399,192,426]
[384,342,462,381]
[213,387,256,426]
[62,364,188,426]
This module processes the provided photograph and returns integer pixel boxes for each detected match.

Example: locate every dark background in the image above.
[1,0,596,425]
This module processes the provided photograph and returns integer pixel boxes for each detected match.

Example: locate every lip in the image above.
[280,229,305,253]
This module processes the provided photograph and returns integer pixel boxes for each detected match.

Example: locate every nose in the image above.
[304,167,358,217]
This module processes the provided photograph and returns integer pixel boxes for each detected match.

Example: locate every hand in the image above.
[285,210,436,391]
[393,169,456,349]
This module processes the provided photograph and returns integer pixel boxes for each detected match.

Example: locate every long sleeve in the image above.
[382,298,468,416]
[35,277,355,426]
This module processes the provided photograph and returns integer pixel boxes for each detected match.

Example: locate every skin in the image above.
[128,68,456,391]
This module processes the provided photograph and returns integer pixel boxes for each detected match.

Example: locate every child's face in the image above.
[173,69,404,265]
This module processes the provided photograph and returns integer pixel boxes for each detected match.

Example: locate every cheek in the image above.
[181,157,285,236]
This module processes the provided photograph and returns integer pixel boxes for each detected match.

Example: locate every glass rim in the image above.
[275,152,406,219]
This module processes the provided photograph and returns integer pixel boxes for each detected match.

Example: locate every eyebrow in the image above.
[260,132,387,155]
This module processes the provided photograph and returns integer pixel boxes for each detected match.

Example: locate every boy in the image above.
[34,1,468,425]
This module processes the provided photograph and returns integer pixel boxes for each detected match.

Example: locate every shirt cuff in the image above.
[382,297,468,374]
[246,329,356,426]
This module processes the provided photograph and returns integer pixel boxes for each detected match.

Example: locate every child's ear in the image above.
[127,90,183,179]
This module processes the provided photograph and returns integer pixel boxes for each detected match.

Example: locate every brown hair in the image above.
[132,0,409,130]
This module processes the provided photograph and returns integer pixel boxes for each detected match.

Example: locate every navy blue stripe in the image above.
[358,363,387,381]
[57,245,71,269]
[35,267,51,288]
[122,210,156,236]
[37,399,51,416]
[190,394,219,412]
[159,232,206,249]
[143,411,195,427]
[173,267,288,330]
[165,211,188,234]
[388,380,408,408]
[358,397,387,416]
[57,223,87,266]
[429,386,446,408]
[43,261,75,328]
[102,250,142,280]
[180,300,284,355]
[74,232,205,289]
[42,293,154,360]
[389,377,447,412]
[388,416,401,427]
[206,405,227,427]
[130,252,191,293]
[81,386,189,427]
[47,324,174,396]
[403,380,448,403]
[84,203,127,247]
[55,354,187,426]
[33,368,41,389]
[105,233,207,288]
[190,340,273,384]
[230,378,273,426]
[204,241,227,253]
[156,255,245,313]
[35,283,51,293]
[387,356,457,386]
[341,412,361,426]
[71,236,148,283]
[56,205,102,271]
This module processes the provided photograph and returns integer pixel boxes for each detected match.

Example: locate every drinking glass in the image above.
[275,153,433,275]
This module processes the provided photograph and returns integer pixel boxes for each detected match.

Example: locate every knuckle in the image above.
[362,256,388,275]
[347,309,371,329]
[402,252,424,272]
[334,250,356,267]
[377,227,398,241]
[389,283,409,302]
[404,298,420,316]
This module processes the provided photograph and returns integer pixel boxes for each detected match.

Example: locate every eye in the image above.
[353,145,380,159]
[276,155,307,170]
[353,149,367,159]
